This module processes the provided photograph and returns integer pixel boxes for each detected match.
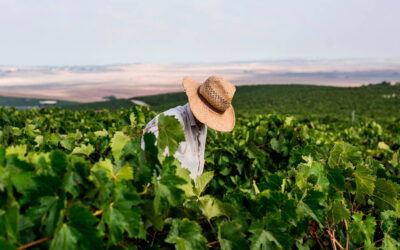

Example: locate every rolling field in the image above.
[134,83,400,121]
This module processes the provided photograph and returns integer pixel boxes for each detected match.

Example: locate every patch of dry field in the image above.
[0,60,399,102]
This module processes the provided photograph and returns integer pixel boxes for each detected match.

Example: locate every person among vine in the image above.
[141,75,236,180]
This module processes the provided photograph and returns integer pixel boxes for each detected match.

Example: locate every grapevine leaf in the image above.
[0,202,19,244]
[92,159,114,179]
[329,202,350,224]
[6,145,27,161]
[258,191,297,221]
[129,112,136,125]
[50,224,78,250]
[43,195,65,236]
[142,200,164,231]
[111,131,129,161]
[0,237,15,250]
[382,233,400,250]
[102,193,145,244]
[68,205,103,249]
[298,190,325,227]
[9,172,36,194]
[249,221,281,249]
[153,165,186,215]
[380,211,400,240]
[378,142,392,152]
[198,195,234,219]
[195,171,214,197]
[0,146,5,166]
[157,114,185,156]
[165,218,207,250]
[327,166,345,190]
[176,167,196,198]
[348,212,376,245]
[71,144,94,157]
[373,178,398,210]
[50,150,68,177]
[218,221,247,250]
[94,129,108,137]
[354,165,376,201]
[328,142,361,168]
[115,165,134,182]
[270,138,279,152]
[62,170,81,199]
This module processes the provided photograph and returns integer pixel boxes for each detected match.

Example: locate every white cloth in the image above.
[141,103,207,180]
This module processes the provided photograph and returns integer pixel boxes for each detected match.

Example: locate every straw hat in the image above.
[182,75,236,132]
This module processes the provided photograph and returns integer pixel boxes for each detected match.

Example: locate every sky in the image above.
[0,0,399,66]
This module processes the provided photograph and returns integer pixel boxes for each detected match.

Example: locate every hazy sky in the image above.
[1,0,399,66]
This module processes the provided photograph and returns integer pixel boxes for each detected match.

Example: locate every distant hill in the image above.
[61,99,137,111]
[60,83,400,122]
[0,96,76,109]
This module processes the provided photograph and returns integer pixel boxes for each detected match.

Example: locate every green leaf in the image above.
[129,112,136,125]
[378,141,392,152]
[296,159,329,193]
[380,211,400,239]
[0,146,6,166]
[176,167,196,198]
[71,144,94,157]
[157,114,185,156]
[92,159,133,182]
[50,224,78,250]
[62,171,81,199]
[349,212,376,245]
[101,185,145,243]
[68,205,103,249]
[153,165,186,215]
[198,195,236,219]
[115,165,134,182]
[6,145,27,160]
[111,131,129,161]
[10,172,36,194]
[354,165,376,201]
[94,129,108,137]
[165,219,207,250]
[142,200,164,231]
[218,221,247,250]
[258,191,297,222]
[328,142,361,168]
[0,236,15,250]
[50,150,68,177]
[102,204,145,244]
[195,171,214,197]
[382,233,400,250]
[249,221,281,250]
[373,178,398,210]
[327,166,345,190]
[270,138,279,152]
[298,190,325,227]
[60,137,74,151]
[329,202,350,224]
[92,159,114,179]
[0,202,19,245]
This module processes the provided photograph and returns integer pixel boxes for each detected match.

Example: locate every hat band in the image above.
[199,83,230,112]
[197,88,226,114]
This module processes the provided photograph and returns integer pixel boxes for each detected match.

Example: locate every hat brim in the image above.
[182,77,235,132]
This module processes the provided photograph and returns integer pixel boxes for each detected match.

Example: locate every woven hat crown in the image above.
[198,75,236,112]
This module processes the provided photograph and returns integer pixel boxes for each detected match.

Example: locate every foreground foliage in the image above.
[1,106,400,249]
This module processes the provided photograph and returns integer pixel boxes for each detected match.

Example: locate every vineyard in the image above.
[1,106,400,249]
